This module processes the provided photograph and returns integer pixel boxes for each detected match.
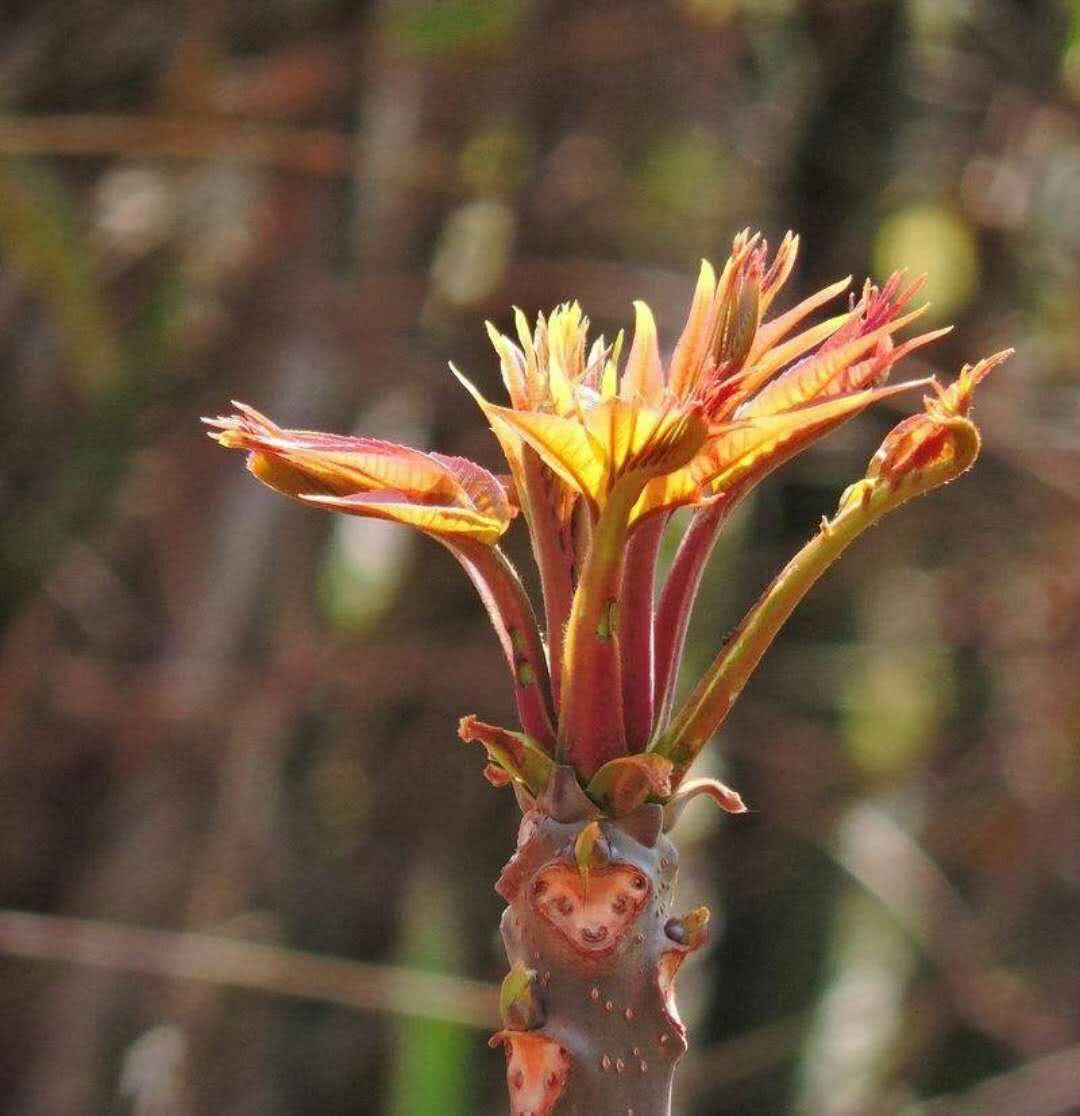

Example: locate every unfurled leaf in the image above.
[739,309,936,419]
[484,397,707,519]
[212,404,456,497]
[747,275,852,365]
[700,379,930,498]
[483,404,602,505]
[205,404,514,545]
[301,491,506,543]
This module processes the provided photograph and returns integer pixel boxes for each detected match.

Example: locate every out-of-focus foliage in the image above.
[388,870,474,1116]
[1,1,1077,1114]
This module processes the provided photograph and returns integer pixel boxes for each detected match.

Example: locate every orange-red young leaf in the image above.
[205,403,514,545]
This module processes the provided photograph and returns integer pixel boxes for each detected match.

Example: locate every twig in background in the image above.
[0,909,499,1030]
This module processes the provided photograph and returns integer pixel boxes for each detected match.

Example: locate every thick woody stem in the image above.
[491,771,708,1116]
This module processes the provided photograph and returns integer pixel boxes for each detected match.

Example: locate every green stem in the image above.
[653,472,937,783]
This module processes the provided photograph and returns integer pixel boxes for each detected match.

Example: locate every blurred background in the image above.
[2,0,1079,1113]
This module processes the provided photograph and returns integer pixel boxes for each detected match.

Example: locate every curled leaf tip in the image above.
[864,351,1009,495]
[484,763,514,788]
[209,403,515,544]
[459,715,555,796]
[662,776,747,831]
[930,348,1013,419]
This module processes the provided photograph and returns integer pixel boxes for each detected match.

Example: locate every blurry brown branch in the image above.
[679,1011,810,1101]
[0,115,350,174]
[921,1041,1080,1116]
[800,804,1070,1058]
[0,909,499,1030]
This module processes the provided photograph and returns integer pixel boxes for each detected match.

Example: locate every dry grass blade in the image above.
[0,909,499,1030]
[0,114,351,175]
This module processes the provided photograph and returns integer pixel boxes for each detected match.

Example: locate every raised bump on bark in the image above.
[530,862,651,957]
[657,906,710,1032]
[538,765,602,824]
[488,1031,570,1116]
[614,802,663,848]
